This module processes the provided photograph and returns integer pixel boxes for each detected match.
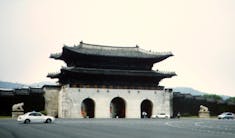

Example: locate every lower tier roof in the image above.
[48,67,176,78]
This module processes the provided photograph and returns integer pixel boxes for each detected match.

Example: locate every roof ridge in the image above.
[79,41,138,49]
[58,41,174,59]
[78,41,172,56]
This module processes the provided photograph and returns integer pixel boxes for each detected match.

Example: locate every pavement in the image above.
[0,118,235,138]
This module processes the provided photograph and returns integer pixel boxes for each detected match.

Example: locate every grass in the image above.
[181,116,217,119]
[181,116,199,118]
[0,116,11,119]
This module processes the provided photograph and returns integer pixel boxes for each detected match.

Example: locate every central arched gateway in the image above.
[110,97,126,118]
[81,98,95,118]
[140,99,153,118]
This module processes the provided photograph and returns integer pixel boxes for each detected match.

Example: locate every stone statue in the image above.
[199,105,209,112]
[198,105,210,118]
[12,102,24,112]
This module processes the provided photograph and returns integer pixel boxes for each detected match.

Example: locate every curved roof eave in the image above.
[50,53,62,59]
[47,72,60,78]
[61,67,176,78]
[62,43,173,59]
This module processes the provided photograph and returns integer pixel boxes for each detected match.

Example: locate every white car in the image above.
[17,112,55,124]
[218,112,235,119]
[152,113,170,119]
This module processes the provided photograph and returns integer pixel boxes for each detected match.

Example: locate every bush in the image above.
[40,110,47,115]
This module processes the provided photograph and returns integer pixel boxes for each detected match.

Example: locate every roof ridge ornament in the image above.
[50,53,62,59]
[79,41,83,47]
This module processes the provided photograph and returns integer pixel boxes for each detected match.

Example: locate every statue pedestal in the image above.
[199,111,210,118]
[12,111,24,119]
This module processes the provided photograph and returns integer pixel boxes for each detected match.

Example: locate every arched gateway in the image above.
[47,42,175,118]
[81,98,95,118]
[110,97,126,118]
[141,99,153,118]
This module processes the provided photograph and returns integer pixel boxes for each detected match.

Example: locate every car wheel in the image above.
[46,119,52,123]
[24,119,30,124]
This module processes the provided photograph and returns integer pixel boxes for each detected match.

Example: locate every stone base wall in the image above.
[58,86,172,118]
[43,86,60,117]
[199,111,210,118]
[12,111,24,119]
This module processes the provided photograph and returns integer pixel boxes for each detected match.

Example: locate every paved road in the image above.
[0,118,235,138]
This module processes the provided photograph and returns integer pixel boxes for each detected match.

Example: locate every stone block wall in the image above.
[58,86,172,118]
[43,86,60,117]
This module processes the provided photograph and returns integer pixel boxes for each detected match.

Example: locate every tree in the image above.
[203,94,223,101]
[226,97,235,103]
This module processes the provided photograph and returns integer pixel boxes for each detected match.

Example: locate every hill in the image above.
[0,81,56,89]
[173,87,230,100]
[173,87,206,95]
[0,81,26,89]
[30,81,56,88]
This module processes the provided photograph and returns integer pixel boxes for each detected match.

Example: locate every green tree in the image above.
[226,97,235,103]
[203,94,223,101]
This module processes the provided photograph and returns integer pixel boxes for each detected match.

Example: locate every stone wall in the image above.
[43,86,60,117]
[58,86,172,118]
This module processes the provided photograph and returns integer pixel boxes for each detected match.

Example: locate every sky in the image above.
[0,0,235,96]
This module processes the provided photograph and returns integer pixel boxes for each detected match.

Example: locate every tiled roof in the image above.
[51,41,173,59]
[48,67,176,78]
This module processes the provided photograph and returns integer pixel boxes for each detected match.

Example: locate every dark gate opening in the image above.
[141,99,153,118]
[110,97,126,118]
[81,98,95,118]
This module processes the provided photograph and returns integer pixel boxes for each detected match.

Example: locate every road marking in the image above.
[165,120,235,136]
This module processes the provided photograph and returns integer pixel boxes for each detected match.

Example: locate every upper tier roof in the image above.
[50,41,173,59]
